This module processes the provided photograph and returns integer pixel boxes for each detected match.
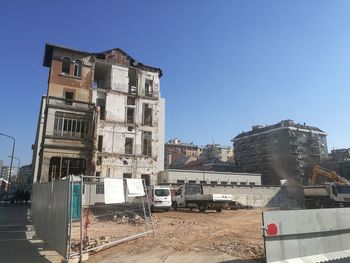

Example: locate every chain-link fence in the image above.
[68,175,154,259]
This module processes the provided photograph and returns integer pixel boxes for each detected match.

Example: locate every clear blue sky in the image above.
[1,0,350,167]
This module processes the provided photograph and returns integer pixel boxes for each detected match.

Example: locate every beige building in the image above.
[198,144,234,162]
[32,44,164,185]
[164,139,199,168]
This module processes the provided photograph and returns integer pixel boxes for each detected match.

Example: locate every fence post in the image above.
[80,174,83,262]
[67,175,73,260]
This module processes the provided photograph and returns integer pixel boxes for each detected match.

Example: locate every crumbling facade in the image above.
[233,120,328,185]
[32,44,164,185]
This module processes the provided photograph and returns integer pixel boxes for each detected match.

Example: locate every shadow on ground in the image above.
[0,205,61,263]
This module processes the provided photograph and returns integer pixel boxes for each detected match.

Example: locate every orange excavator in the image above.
[304,165,350,209]
[311,165,350,186]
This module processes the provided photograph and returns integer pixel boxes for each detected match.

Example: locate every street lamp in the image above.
[0,133,15,191]
[8,156,20,175]
[8,156,20,189]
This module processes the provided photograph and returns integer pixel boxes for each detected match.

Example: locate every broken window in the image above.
[126,107,134,123]
[143,104,152,126]
[145,79,153,97]
[74,60,82,77]
[96,98,106,120]
[127,96,135,105]
[49,157,86,181]
[142,131,152,156]
[98,136,103,152]
[128,68,138,95]
[62,57,71,74]
[123,173,132,178]
[125,137,133,154]
[64,91,74,105]
[97,156,102,166]
[141,174,151,186]
[53,112,89,138]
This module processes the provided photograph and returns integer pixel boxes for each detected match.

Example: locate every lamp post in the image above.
[8,156,20,189]
[0,133,15,191]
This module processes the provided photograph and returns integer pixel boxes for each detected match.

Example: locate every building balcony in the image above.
[47,96,95,112]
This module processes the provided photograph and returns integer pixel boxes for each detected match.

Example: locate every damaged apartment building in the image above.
[233,120,328,185]
[32,44,165,185]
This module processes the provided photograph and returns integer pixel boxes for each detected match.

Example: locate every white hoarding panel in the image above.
[104,179,125,204]
[126,179,145,196]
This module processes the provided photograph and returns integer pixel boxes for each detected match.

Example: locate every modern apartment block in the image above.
[17,165,32,192]
[329,148,350,162]
[32,44,165,185]
[233,120,328,185]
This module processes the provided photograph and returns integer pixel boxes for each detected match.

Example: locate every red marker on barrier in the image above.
[266,223,278,236]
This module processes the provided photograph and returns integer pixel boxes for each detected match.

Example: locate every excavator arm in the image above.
[311,165,350,185]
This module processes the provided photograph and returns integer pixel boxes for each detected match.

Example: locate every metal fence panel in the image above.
[69,176,153,257]
[263,208,350,263]
[32,180,70,257]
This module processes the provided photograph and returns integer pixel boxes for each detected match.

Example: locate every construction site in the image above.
[23,43,350,263]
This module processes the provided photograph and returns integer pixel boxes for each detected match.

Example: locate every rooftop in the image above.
[43,43,162,76]
[233,119,326,140]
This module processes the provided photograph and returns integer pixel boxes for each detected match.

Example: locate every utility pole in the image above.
[0,133,15,191]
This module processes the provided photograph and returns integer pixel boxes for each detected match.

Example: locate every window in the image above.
[123,173,132,179]
[142,131,152,156]
[145,79,153,97]
[176,186,183,195]
[249,182,256,186]
[125,138,133,154]
[143,104,152,126]
[96,98,106,120]
[74,60,82,77]
[210,181,218,185]
[188,180,196,184]
[240,182,247,186]
[199,180,206,185]
[127,96,135,105]
[64,91,74,105]
[176,180,185,184]
[141,174,151,186]
[62,57,71,74]
[97,156,102,166]
[155,189,170,197]
[231,182,237,186]
[221,181,228,185]
[98,136,103,152]
[126,108,135,123]
[128,68,138,95]
[96,183,104,194]
[53,112,89,138]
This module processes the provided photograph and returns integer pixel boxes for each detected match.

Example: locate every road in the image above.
[0,205,62,263]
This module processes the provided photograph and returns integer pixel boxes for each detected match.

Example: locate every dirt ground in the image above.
[87,209,265,263]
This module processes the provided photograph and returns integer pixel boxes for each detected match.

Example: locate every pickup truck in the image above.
[172,184,232,212]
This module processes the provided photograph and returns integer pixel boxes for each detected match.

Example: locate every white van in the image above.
[147,185,172,212]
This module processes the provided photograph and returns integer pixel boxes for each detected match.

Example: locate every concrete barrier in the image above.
[263,208,350,262]
[203,185,303,208]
